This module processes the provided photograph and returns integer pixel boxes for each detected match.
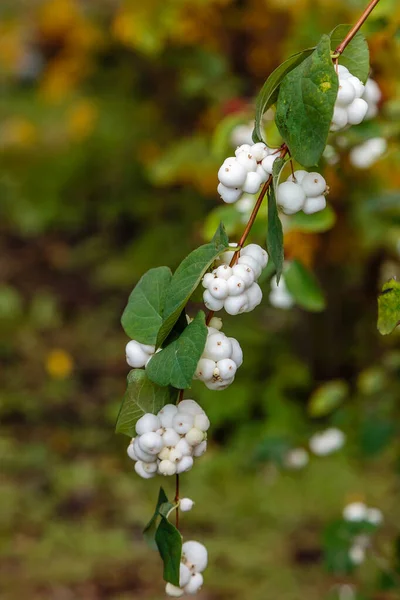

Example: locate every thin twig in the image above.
[334,0,381,56]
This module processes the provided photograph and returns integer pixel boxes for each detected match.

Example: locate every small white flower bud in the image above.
[180,498,195,512]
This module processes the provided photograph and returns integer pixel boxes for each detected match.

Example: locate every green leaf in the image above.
[143,487,169,550]
[267,186,284,284]
[121,267,172,345]
[308,379,349,417]
[284,260,326,312]
[155,515,182,586]
[286,205,336,232]
[377,278,400,335]
[156,223,229,347]
[330,25,369,83]
[147,311,208,388]
[115,370,178,437]
[275,35,339,167]
[252,48,314,143]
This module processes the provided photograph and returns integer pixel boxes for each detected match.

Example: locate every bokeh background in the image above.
[1,1,400,599]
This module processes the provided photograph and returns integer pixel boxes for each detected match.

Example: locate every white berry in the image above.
[218,160,247,188]
[180,498,195,512]
[172,413,195,435]
[303,195,326,214]
[242,171,262,194]
[208,277,229,300]
[203,332,232,361]
[177,400,204,416]
[277,181,306,214]
[165,583,184,597]
[182,541,208,573]
[134,460,156,479]
[203,289,224,311]
[217,182,242,204]
[194,413,211,432]
[224,293,249,315]
[347,98,368,125]
[301,172,326,197]
[158,459,177,476]
[162,428,181,447]
[186,428,204,446]
[135,413,160,436]
[176,455,194,473]
[158,404,178,428]
[138,431,163,455]
[193,440,207,457]
[184,572,204,595]
[195,358,215,381]
[126,340,149,368]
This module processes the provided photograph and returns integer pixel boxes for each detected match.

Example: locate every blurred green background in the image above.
[1,1,400,599]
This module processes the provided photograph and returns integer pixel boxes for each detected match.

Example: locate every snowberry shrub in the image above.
[115,6,383,596]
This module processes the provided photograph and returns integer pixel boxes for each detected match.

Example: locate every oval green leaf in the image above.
[377,278,400,335]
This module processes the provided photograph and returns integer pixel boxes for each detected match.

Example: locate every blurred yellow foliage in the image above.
[67,99,98,141]
[0,117,37,149]
[46,349,74,379]
[284,230,320,268]
[0,21,24,72]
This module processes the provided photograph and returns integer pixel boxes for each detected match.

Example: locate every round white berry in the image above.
[303,195,326,214]
[135,413,160,436]
[126,340,148,368]
[193,440,207,457]
[169,448,183,463]
[158,459,177,476]
[261,153,277,174]
[218,160,247,188]
[363,78,381,104]
[139,343,155,354]
[172,413,195,435]
[232,263,255,287]
[138,432,163,455]
[301,172,326,197]
[215,265,233,280]
[287,169,308,184]
[246,282,263,310]
[229,337,243,367]
[224,293,249,315]
[251,142,269,161]
[133,438,157,463]
[216,358,237,380]
[203,289,224,311]
[235,143,251,156]
[256,164,269,183]
[330,105,348,131]
[158,404,178,428]
[194,413,210,432]
[202,272,215,288]
[162,428,181,447]
[182,541,208,573]
[203,333,232,362]
[337,79,356,106]
[158,446,171,461]
[208,277,229,300]
[236,151,257,172]
[176,455,194,473]
[242,171,262,194]
[205,376,234,390]
[179,563,191,587]
[180,498,195,512]
[175,438,193,456]
[366,507,383,526]
[227,275,246,296]
[237,255,262,278]
[277,181,306,214]
[343,502,367,522]
[177,400,204,416]
[347,98,368,125]
[241,243,268,268]
[195,358,215,381]
[217,182,242,204]
[165,583,184,598]
[184,572,204,595]
[337,64,349,77]
[185,428,204,446]
[134,460,156,479]
[347,75,365,98]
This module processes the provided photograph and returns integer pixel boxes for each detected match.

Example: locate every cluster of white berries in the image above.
[126,340,155,368]
[362,77,382,120]
[343,502,383,566]
[127,400,209,478]
[194,324,243,390]
[217,143,279,204]
[202,243,267,315]
[277,170,328,215]
[349,137,387,169]
[331,66,368,131]
[269,274,294,310]
[309,427,346,456]
[166,540,208,597]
